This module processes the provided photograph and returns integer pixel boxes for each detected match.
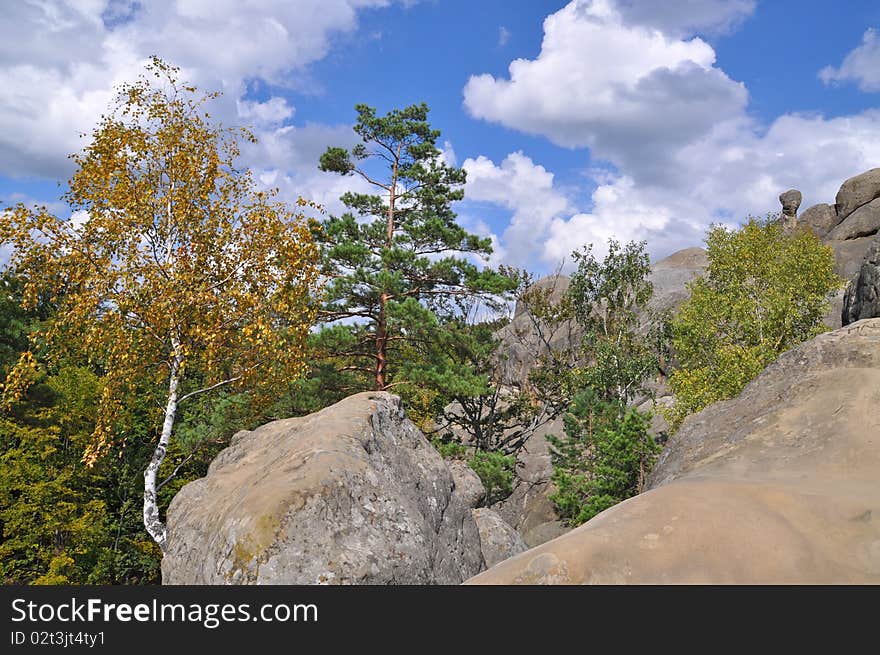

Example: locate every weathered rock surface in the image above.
[448,459,486,509]
[467,320,880,584]
[472,508,528,568]
[835,167,880,221]
[843,237,880,325]
[490,416,568,548]
[162,392,484,585]
[796,203,839,238]
[829,236,876,280]
[827,197,880,241]
[645,247,707,318]
[495,273,575,387]
[779,189,802,229]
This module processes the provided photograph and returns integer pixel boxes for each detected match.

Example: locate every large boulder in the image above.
[795,203,838,239]
[829,236,876,280]
[779,189,802,230]
[467,320,880,584]
[488,247,707,545]
[472,508,528,568]
[835,167,880,222]
[843,237,880,325]
[162,392,484,585]
[827,198,880,241]
[494,273,575,387]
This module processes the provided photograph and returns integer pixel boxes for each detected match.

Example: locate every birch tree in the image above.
[0,58,321,551]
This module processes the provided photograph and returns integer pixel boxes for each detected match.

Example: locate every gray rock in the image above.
[162,392,484,584]
[827,197,880,241]
[779,189,802,229]
[842,237,880,325]
[468,320,880,584]
[494,273,577,387]
[491,416,567,547]
[645,247,707,318]
[795,203,838,239]
[448,460,486,509]
[829,236,876,280]
[835,167,880,221]
[472,508,528,568]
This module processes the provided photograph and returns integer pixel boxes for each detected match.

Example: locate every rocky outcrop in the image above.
[162,392,484,585]
[472,508,528,568]
[467,320,880,584]
[843,237,880,325]
[494,273,575,387]
[448,459,486,509]
[779,189,801,229]
[827,198,880,241]
[796,203,837,239]
[834,168,880,222]
[490,416,568,548]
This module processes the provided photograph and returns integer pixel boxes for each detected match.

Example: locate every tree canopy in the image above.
[315,102,517,392]
[0,57,321,550]
[665,215,841,428]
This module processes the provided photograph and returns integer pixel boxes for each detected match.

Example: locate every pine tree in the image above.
[316,103,516,391]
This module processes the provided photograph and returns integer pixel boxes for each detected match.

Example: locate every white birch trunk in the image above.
[143,347,181,552]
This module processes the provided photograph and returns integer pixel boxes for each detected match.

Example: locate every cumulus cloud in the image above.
[0,0,401,179]
[819,28,880,92]
[615,0,756,37]
[463,0,748,186]
[461,0,880,273]
[462,152,571,267]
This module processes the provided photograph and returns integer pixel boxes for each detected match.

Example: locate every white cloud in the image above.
[498,26,511,47]
[463,0,748,185]
[461,0,880,273]
[615,0,756,37]
[0,0,402,179]
[819,28,880,92]
[462,152,571,267]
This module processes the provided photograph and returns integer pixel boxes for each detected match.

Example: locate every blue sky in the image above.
[2,0,880,273]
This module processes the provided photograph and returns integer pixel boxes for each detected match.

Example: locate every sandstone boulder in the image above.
[162,392,484,584]
[827,198,880,241]
[472,508,528,568]
[795,203,838,239]
[448,459,486,509]
[828,198,880,241]
[779,189,801,229]
[467,320,880,584]
[490,416,568,547]
[829,236,876,280]
[835,167,880,221]
[843,237,880,325]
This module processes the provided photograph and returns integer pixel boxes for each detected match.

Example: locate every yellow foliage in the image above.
[0,57,322,466]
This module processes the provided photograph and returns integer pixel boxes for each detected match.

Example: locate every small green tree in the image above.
[316,103,516,392]
[549,391,659,526]
[567,239,665,409]
[666,215,841,429]
[547,239,666,524]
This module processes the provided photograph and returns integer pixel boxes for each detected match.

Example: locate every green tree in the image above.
[547,239,666,524]
[567,239,666,409]
[316,102,516,392]
[0,58,321,551]
[549,392,659,526]
[665,215,841,429]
